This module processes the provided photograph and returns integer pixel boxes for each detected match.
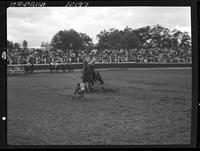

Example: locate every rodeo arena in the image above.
[7,25,192,145]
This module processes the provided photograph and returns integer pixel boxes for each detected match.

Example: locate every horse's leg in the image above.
[82,92,84,99]
[81,92,84,100]
[100,84,104,89]
[88,82,92,92]
[97,79,104,89]
[91,80,94,86]
[96,71,104,89]
[86,82,90,92]
[98,72,104,85]
[88,84,90,92]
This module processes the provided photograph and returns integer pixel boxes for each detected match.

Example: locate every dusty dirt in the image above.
[7,69,192,145]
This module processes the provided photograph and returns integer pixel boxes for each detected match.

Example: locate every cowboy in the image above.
[82,52,95,73]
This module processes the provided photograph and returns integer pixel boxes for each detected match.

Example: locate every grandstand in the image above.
[7,48,192,64]
[7,47,192,74]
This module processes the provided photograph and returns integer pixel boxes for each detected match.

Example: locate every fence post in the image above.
[126,50,128,62]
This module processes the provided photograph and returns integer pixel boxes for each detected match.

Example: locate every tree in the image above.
[41,41,51,49]
[80,33,93,49]
[13,42,21,50]
[19,40,30,62]
[178,32,191,50]
[96,27,140,50]
[121,27,141,49]
[51,29,93,54]
[40,41,52,62]
[7,40,14,63]
[134,26,151,48]
[96,28,123,50]
[22,40,28,49]
[7,40,14,50]
[7,40,30,64]
[149,25,165,48]
[96,30,110,50]
[107,29,123,49]
[7,40,22,64]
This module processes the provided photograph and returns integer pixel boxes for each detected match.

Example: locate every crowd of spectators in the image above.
[7,47,192,65]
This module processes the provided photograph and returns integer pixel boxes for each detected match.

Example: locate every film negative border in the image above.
[0,0,199,149]
[0,1,7,149]
[197,0,200,148]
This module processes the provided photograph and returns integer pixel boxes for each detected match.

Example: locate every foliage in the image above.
[96,25,191,51]
[51,29,93,55]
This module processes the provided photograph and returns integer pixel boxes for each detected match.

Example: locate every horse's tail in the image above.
[95,71,104,85]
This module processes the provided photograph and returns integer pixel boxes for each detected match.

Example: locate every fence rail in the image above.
[7,62,192,74]
[7,61,192,66]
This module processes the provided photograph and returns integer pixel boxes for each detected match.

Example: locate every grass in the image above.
[7,69,192,145]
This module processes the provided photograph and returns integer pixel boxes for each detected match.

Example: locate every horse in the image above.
[49,63,56,72]
[49,62,73,73]
[82,63,104,91]
[57,64,71,72]
[94,70,104,85]
[82,64,94,89]
[66,62,73,72]
[24,63,34,73]
[59,64,67,72]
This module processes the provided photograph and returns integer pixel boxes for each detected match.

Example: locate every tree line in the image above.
[7,24,191,64]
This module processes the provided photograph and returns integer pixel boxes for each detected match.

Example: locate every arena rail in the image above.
[7,62,192,73]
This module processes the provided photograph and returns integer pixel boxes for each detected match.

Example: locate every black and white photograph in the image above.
[7,6,192,145]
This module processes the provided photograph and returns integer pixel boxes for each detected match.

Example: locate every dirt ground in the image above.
[7,69,192,145]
